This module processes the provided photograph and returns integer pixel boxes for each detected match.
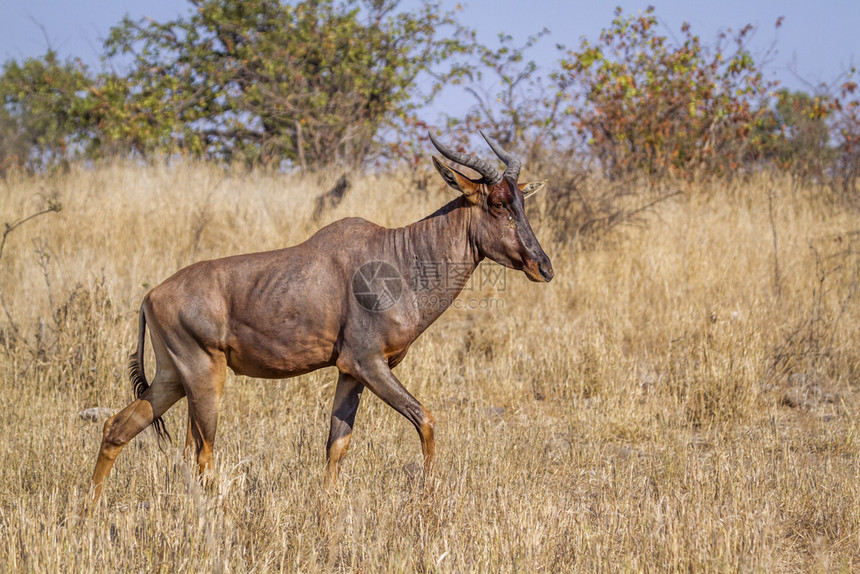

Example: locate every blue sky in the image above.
[1,0,857,114]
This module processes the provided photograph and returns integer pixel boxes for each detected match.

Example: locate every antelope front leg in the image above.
[347,358,436,479]
[325,372,364,487]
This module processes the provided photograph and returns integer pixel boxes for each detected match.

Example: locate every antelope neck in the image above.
[386,196,482,312]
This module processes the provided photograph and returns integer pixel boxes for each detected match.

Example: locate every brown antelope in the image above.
[90,132,553,503]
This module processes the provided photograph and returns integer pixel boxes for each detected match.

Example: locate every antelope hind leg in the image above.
[90,379,184,506]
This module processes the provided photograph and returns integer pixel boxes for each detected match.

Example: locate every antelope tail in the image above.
[128,305,171,443]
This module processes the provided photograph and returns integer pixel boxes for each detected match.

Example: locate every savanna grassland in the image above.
[0,162,858,572]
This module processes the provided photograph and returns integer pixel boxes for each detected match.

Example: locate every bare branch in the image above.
[0,199,63,261]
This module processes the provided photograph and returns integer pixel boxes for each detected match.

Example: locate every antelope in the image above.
[90,132,553,504]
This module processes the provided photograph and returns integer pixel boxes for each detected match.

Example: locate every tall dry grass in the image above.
[0,161,857,572]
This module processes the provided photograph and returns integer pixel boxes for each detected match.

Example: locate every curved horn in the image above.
[428,132,502,185]
[480,130,521,181]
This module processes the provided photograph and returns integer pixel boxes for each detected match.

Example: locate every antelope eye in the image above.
[492,201,504,209]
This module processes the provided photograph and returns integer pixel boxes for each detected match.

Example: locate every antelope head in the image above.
[429,131,554,282]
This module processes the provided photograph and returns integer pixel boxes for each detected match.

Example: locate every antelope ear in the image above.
[432,156,481,203]
[519,179,548,200]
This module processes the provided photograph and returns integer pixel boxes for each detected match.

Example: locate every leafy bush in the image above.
[1,2,858,193]
[553,7,775,179]
[756,89,834,182]
[98,0,467,167]
[831,75,860,204]
[0,51,94,171]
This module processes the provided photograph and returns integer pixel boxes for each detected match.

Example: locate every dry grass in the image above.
[0,162,858,572]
